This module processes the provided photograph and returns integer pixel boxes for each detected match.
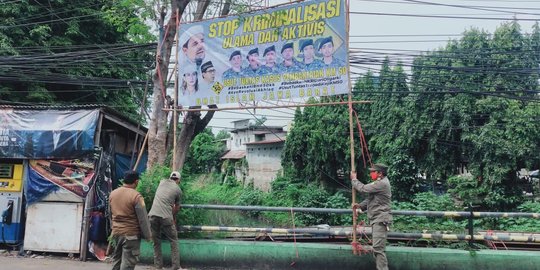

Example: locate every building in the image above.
[245,138,285,191]
[0,105,147,260]
[221,119,286,191]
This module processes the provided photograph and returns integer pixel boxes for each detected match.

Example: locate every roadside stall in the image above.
[0,106,146,260]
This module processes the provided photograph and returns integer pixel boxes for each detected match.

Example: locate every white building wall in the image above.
[246,143,284,191]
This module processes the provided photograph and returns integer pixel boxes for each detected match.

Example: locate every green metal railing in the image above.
[180,204,540,244]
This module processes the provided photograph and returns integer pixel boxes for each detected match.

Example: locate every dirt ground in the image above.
[0,249,155,270]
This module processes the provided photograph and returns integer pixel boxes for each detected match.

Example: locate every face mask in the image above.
[370,171,378,181]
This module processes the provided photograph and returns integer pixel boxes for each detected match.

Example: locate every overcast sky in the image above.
[206,0,540,133]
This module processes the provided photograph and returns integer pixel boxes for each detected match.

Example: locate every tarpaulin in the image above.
[0,109,98,159]
[24,163,60,205]
[115,152,147,186]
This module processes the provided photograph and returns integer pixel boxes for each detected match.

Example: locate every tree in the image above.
[184,129,224,173]
[146,0,236,170]
[282,98,354,187]
[283,22,540,209]
[0,0,152,120]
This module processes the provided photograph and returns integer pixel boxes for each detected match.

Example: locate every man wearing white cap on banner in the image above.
[179,25,206,66]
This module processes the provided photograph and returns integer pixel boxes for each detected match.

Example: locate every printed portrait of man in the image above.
[318,36,345,68]
[179,25,206,66]
[199,61,216,90]
[242,48,261,76]
[300,38,323,71]
[35,114,82,159]
[223,50,243,79]
[260,45,278,74]
[277,42,302,73]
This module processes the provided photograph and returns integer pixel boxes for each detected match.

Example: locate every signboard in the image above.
[177,0,348,107]
[0,109,98,159]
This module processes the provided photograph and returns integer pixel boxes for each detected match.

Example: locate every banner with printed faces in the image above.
[177,0,348,107]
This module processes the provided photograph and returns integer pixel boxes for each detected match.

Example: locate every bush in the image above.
[237,187,265,217]
[392,192,466,233]
[137,165,171,211]
[495,201,540,231]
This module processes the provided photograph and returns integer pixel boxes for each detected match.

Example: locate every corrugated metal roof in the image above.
[221,150,246,159]
[245,137,285,145]
[0,104,105,110]
[0,104,147,132]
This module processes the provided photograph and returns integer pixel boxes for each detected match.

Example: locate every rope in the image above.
[351,204,371,255]
[485,230,507,250]
[352,109,373,168]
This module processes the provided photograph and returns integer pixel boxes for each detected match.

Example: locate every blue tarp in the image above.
[0,110,98,159]
[115,152,147,183]
[24,163,60,205]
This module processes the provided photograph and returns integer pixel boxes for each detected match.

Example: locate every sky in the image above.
[204,0,540,133]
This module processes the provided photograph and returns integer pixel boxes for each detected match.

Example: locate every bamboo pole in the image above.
[343,0,358,254]
[133,132,148,171]
[165,100,371,112]
[172,8,180,171]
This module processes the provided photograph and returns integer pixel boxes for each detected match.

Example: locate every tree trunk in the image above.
[147,0,190,170]
[148,0,228,170]
[173,105,217,170]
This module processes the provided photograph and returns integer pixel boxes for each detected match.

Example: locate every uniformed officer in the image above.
[148,171,185,270]
[299,38,324,71]
[242,48,262,76]
[277,42,302,73]
[351,164,392,270]
[223,50,243,79]
[259,45,278,75]
[318,36,345,68]
[109,171,152,270]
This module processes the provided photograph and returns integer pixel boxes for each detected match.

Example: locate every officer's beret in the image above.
[300,39,314,51]
[247,48,259,59]
[281,42,293,53]
[318,36,333,50]
[229,50,241,60]
[263,45,276,56]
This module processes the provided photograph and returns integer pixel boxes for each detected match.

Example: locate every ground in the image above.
[0,249,152,269]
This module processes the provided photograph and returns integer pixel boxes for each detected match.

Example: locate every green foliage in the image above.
[237,186,265,217]
[447,175,488,207]
[184,130,224,173]
[0,0,152,120]
[282,99,352,185]
[137,165,171,211]
[215,130,231,140]
[496,201,540,231]
[392,192,466,233]
[388,154,422,201]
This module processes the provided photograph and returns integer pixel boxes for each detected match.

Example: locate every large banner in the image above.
[177,0,348,107]
[0,109,98,159]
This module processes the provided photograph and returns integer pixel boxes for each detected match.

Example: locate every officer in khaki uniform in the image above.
[148,171,184,270]
[351,164,392,270]
[109,171,152,270]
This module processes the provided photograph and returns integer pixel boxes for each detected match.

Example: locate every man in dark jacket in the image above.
[351,164,392,270]
[109,171,152,270]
